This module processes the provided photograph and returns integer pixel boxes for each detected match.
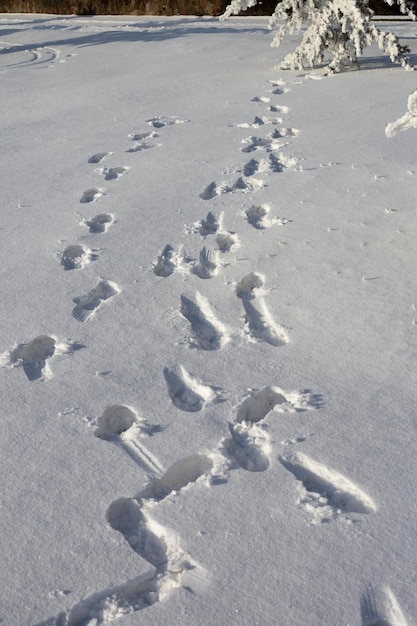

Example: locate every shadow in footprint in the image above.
[85,213,113,233]
[80,188,103,203]
[153,244,178,278]
[95,405,164,477]
[103,166,127,181]
[216,231,239,253]
[191,246,219,280]
[224,423,270,472]
[95,405,138,438]
[236,273,288,347]
[61,244,95,270]
[236,386,288,422]
[361,584,407,626]
[11,335,56,381]
[142,455,213,500]
[279,451,376,516]
[5,336,84,381]
[180,293,226,351]
[107,498,168,570]
[72,280,120,322]
[88,152,111,164]
[163,365,215,412]
[199,211,220,236]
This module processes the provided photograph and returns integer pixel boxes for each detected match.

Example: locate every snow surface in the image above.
[1,13,417,626]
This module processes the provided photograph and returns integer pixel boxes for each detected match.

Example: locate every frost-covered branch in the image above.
[221,0,415,73]
[386,89,417,137]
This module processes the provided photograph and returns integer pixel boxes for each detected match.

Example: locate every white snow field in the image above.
[1,13,417,625]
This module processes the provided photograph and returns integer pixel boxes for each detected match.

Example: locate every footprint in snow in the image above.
[241,128,296,153]
[199,181,218,201]
[251,96,271,103]
[146,116,189,128]
[269,104,289,114]
[215,231,239,253]
[72,280,120,322]
[199,177,264,201]
[129,130,158,141]
[244,204,289,230]
[127,141,160,153]
[101,166,128,181]
[361,585,408,626]
[95,405,164,477]
[153,244,182,277]
[222,386,291,473]
[127,130,160,152]
[85,212,114,233]
[236,273,288,347]
[140,453,214,500]
[269,79,290,95]
[0,336,83,381]
[180,292,229,351]
[163,365,217,412]
[191,246,219,279]
[61,244,95,270]
[241,133,280,154]
[224,422,271,472]
[215,385,320,477]
[88,152,112,164]
[236,115,282,129]
[186,211,222,237]
[80,187,104,203]
[53,455,211,624]
[279,451,376,523]
[246,149,298,174]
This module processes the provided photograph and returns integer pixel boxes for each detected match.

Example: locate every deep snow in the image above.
[1,13,417,626]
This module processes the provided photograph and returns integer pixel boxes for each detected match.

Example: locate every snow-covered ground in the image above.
[1,13,417,625]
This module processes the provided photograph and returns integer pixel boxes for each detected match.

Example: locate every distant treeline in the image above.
[0,0,413,16]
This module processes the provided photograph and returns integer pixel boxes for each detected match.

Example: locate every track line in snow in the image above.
[0,45,61,70]
[95,405,165,478]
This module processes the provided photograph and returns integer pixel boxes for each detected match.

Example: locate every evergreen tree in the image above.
[221,0,415,72]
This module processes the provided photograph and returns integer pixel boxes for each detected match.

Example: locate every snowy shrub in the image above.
[221,0,415,73]
[385,88,417,136]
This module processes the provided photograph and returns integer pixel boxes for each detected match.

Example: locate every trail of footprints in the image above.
[6,79,388,622]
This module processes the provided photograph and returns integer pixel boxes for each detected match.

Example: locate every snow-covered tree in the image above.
[221,0,415,73]
[385,88,417,136]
